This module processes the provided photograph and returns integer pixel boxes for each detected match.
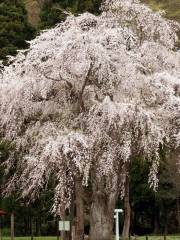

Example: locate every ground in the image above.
[0,237,56,240]
[1,236,180,240]
[139,236,180,240]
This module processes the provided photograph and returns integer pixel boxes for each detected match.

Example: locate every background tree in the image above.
[0,0,35,62]
[129,151,180,235]
[39,0,101,28]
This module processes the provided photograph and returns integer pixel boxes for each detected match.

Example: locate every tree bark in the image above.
[122,175,131,240]
[90,193,116,240]
[75,180,84,240]
[89,175,118,240]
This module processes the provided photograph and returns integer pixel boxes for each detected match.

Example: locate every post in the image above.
[114,209,123,240]
[31,217,34,240]
[164,236,166,240]
[146,236,148,240]
[59,220,70,240]
[61,223,65,240]
[10,212,14,240]
[115,211,119,240]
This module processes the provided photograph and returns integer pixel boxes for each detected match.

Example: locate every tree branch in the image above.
[77,62,93,112]
[44,71,73,89]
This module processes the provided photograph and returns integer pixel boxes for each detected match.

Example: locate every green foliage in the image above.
[142,0,180,22]
[0,140,12,161]
[39,0,101,28]
[0,0,35,61]
[130,158,154,234]
[0,139,56,237]
[40,2,66,28]
[39,0,180,29]
[129,151,180,234]
[0,139,13,186]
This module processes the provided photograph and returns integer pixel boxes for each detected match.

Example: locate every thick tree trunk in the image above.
[122,175,131,240]
[75,180,84,240]
[89,175,118,240]
[90,194,116,240]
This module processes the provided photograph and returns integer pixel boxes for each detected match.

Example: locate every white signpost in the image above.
[58,221,70,240]
[114,209,123,240]
[59,221,70,231]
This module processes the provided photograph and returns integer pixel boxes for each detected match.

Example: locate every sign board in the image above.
[59,221,64,231]
[64,221,70,231]
[59,221,70,231]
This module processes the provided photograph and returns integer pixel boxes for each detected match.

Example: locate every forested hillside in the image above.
[0,0,35,61]
[26,0,101,28]
[24,0,180,27]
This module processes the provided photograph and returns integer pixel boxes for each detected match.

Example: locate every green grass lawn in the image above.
[139,236,180,240]
[1,237,58,240]
[1,236,180,240]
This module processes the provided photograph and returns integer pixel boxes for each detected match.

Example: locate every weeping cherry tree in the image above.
[0,0,180,239]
